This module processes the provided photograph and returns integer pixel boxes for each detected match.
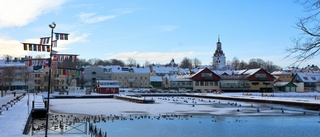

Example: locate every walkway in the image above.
[0,91,90,137]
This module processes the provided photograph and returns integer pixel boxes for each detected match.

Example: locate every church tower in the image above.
[212,36,226,69]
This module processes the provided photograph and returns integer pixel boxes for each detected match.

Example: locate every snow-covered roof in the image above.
[111,66,150,74]
[152,65,179,73]
[274,82,294,87]
[0,59,25,67]
[150,76,163,82]
[295,72,320,83]
[271,70,291,75]
[235,68,261,76]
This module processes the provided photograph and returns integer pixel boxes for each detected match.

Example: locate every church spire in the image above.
[216,35,222,50]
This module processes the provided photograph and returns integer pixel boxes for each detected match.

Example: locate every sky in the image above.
[0,0,318,68]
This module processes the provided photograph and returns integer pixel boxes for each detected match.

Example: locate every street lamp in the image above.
[44,22,56,137]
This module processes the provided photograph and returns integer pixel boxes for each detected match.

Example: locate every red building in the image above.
[96,80,120,94]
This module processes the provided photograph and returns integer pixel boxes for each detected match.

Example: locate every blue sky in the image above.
[0,0,317,68]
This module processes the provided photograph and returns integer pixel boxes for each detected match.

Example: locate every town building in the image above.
[292,72,320,92]
[111,66,150,89]
[96,80,119,94]
[0,58,27,92]
[82,65,113,90]
[236,68,275,92]
[212,36,226,70]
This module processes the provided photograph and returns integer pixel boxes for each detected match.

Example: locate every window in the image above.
[255,73,266,78]
[201,73,212,77]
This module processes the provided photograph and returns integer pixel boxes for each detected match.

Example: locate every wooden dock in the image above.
[115,95,155,103]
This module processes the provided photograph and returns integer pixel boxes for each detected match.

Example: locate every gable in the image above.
[191,68,220,81]
[247,69,275,81]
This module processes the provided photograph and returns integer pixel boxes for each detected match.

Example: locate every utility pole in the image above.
[44,22,56,137]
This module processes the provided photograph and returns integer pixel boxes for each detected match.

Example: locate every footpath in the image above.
[0,91,90,137]
[0,91,30,137]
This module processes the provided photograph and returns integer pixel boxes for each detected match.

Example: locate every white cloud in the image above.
[78,9,134,24]
[159,25,179,32]
[53,32,90,51]
[0,31,90,58]
[0,0,67,28]
[106,51,208,64]
[0,38,31,58]
[78,12,117,24]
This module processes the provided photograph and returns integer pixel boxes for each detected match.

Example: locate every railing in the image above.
[30,114,88,136]
[88,123,107,137]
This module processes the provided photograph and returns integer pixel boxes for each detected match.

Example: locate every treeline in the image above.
[78,57,281,72]
[228,57,281,72]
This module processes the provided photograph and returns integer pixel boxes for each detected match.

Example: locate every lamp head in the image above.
[49,22,56,29]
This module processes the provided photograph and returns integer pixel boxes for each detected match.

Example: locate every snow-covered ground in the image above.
[1,90,320,137]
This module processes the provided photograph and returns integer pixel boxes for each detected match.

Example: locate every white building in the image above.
[212,36,226,70]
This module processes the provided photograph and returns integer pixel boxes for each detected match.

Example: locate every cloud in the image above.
[78,12,117,24]
[78,9,134,24]
[159,25,179,32]
[0,31,90,58]
[53,32,90,51]
[106,51,208,64]
[0,38,30,58]
[0,0,67,28]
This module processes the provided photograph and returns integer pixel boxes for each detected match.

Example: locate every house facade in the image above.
[96,80,119,94]
[190,68,220,92]
[237,68,275,92]
[292,72,320,92]
[111,66,150,89]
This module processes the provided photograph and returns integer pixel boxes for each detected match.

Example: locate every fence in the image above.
[88,123,107,137]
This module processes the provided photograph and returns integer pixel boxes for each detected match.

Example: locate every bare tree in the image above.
[231,57,240,70]
[239,60,248,70]
[286,0,320,65]
[144,60,151,67]
[19,66,29,91]
[88,58,103,66]
[110,59,125,66]
[0,66,16,92]
[2,55,12,64]
[193,58,201,68]
[127,58,137,66]
[179,57,193,69]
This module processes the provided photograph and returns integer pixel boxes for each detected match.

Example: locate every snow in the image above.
[1,90,320,136]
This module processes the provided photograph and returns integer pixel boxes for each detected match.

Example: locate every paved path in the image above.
[0,92,30,137]
[0,92,25,105]
[0,91,89,137]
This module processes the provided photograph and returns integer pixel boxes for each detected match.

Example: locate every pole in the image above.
[45,22,56,137]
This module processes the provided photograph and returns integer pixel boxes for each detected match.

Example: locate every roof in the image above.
[111,66,150,74]
[274,82,297,87]
[152,65,179,73]
[295,72,320,83]
[150,76,163,82]
[237,68,261,75]
[0,60,25,67]
[271,70,291,75]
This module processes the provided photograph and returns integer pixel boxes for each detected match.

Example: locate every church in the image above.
[212,36,226,70]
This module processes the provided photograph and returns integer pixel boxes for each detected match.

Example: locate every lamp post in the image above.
[44,22,56,137]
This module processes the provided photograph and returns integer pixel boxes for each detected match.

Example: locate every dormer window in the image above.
[129,68,134,73]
